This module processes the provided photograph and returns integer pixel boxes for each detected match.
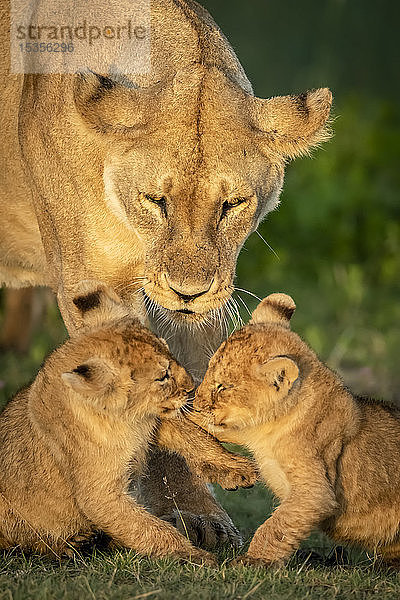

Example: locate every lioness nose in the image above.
[168,279,213,303]
[171,287,207,302]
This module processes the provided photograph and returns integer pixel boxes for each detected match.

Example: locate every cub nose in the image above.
[166,277,214,303]
[175,365,194,393]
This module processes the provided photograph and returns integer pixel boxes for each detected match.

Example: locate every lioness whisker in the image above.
[220,306,230,340]
[230,296,244,327]
[224,299,235,328]
[234,287,262,302]
[131,286,146,296]
[225,297,242,331]
[234,292,252,316]
[216,307,225,338]
[255,230,280,260]
[223,301,235,331]
[115,277,149,294]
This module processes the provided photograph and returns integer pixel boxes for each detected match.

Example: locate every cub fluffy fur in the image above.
[191,292,400,566]
[0,282,256,562]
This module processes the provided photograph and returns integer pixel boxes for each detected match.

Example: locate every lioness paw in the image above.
[161,511,242,550]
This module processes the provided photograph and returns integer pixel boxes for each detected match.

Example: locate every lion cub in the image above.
[0,282,256,563]
[191,292,400,566]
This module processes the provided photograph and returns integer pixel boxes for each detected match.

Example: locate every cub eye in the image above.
[220,197,247,220]
[155,370,170,383]
[216,383,226,393]
[143,193,167,217]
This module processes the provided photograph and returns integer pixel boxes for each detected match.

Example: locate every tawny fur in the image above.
[0,283,256,562]
[0,0,331,545]
[191,293,400,566]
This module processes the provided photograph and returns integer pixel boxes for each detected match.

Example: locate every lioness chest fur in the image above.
[192,293,400,566]
[0,283,256,561]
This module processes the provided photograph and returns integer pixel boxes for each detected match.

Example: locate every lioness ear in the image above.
[62,358,116,396]
[250,293,296,328]
[71,280,132,330]
[252,88,332,159]
[74,72,167,133]
[255,357,299,397]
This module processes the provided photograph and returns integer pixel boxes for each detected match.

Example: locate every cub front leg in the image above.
[235,470,337,566]
[157,418,257,490]
[76,484,216,566]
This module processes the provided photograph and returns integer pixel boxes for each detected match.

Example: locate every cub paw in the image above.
[62,531,109,557]
[175,548,218,567]
[215,456,258,490]
[232,553,285,569]
[161,511,242,550]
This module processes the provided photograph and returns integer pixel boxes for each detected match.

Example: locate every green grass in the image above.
[1,485,400,600]
[1,550,398,600]
[2,551,400,600]
[0,299,67,410]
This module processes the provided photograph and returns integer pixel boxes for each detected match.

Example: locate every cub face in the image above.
[61,281,194,419]
[193,294,300,435]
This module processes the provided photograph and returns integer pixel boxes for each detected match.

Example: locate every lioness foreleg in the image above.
[136,448,243,549]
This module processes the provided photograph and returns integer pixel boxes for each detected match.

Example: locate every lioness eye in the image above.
[216,383,226,392]
[155,370,170,383]
[143,193,167,217]
[220,197,247,220]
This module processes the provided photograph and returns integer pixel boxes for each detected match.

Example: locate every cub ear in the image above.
[61,358,116,396]
[250,293,296,328]
[255,357,299,397]
[252,88,332,159]
[71,280,133,331]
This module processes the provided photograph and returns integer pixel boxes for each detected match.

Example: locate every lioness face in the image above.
[104,133,282,320]
[76,70,331,325]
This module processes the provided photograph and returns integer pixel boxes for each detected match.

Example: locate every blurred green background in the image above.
[206,0,400,403]
[1,0,399,406]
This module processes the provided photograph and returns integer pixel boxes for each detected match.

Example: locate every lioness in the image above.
[191,293,400,566]
[0,282,256,561]
[0,0,331,544]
